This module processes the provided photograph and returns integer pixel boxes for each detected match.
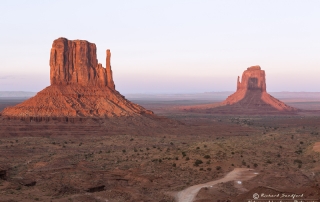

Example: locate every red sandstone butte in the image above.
[1,37,153,118]
[222,65,295,111]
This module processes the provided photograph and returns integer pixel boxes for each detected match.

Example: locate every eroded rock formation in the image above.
[1,37,153,118]
[183,65,297,114]
[222,65,295,112]
[236,65,266,92]
[50,38,114,87]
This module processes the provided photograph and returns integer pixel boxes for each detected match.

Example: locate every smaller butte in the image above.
[1,37,153,119]
[222,65,295,111]
[186,65,296,114]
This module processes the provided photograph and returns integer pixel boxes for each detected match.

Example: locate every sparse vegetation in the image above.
[194,159,203,166]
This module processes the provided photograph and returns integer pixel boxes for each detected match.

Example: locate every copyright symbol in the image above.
[253,193,259,199]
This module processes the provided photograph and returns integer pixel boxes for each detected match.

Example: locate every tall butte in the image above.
[1,37,153,118]
[220,65,296,113]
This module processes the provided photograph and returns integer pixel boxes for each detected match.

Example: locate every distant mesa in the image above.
[1,37,153,119]
[187,65,296,114]
[222,65,295,111]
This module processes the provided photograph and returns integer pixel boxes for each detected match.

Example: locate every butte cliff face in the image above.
[1,37,153,118]
[221,65,295,112]
[50,38,115,89]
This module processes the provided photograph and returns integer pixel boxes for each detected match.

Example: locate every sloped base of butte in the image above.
[184,90,298,115]
[219,89,296,114]
[1,85,153,118]
[186,90,297,115]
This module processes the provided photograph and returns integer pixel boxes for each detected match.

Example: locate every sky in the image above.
[0,0,319,93]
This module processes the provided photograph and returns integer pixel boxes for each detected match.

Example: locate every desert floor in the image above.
[0,97,320,202]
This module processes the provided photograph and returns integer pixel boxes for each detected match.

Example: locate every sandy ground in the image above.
[313,142,320,152]
[176,168,258,202]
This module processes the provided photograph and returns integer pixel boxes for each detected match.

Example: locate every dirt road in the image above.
[175,168,258,202]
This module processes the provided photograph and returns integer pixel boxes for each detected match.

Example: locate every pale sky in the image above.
[0,0,319,93]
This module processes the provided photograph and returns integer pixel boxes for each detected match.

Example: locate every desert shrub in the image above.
[266,160,272,164]
[172,163,176,167]
[295,149,303,154]
[134,148,138,152]
[294,159,302,164]
[182,152,186,157]
[175,157,179,160]
[204,155,210,159]
[196,147,200,150]
[277,154,281,157]
[206,160,211,164]
[158,159,162,163]
[186,157,190,161]
[253,163,258,168]
[122,149,126,153]
[130,138,134,141]
[204,145,207,148]
[199,168,204,171]
[231,152,234,155]
[216,166,221,170]
[194,159,203,166]
[207,167,212,171]
[242,160,246,166]
[231,164,234,166]
[300,141,304,144]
